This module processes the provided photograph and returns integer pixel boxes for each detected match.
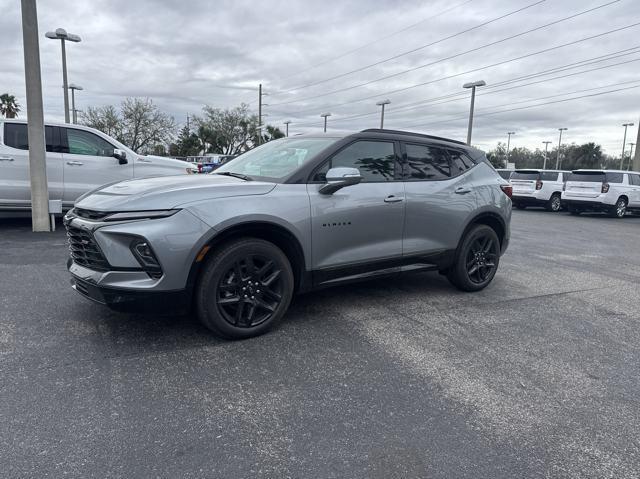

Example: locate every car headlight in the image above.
[103,209,179,222]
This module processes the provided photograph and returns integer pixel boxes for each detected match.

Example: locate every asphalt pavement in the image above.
[1,210,639,478]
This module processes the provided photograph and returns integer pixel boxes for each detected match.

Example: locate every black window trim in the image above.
[3,122,64,153]
[307,138,403,184]
[399,141,476,182]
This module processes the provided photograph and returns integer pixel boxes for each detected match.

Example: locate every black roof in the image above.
[360,128,468,146]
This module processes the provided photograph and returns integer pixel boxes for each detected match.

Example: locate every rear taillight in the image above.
[601,182,609,193]
[536,180,543,190]
[197,164,203,173]
[500,184,512,198]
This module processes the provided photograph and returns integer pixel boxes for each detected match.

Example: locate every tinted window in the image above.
[568,172,605,182]
[540,171,559,181]
[630,174,640,186]
[405,144,451,180]
[511,171,540,180]
[4,123,59,152]
[65,128,115,156]
[605,172,623,184]
[497,170,512,180]
[318,140,396,182]
[449,149,474,175]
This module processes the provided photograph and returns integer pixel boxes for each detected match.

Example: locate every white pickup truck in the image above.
[0,119,196,211]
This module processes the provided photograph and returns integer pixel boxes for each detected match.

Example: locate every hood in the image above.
[75,174,277,211]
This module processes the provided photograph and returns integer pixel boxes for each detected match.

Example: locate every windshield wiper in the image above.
[214,171,253,181]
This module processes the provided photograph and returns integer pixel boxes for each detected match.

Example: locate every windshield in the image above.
[213,137,339,181]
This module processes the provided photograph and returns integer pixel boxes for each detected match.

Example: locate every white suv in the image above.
[562,169,640,218]
[0,120,196,211]
[510,169,569,212]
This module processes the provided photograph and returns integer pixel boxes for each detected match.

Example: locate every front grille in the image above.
[73,208,110,221]
[66,226,111,271]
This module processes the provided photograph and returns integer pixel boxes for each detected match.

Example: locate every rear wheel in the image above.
[546,193,562,212]
[447,225,500,292]
[195,238,294,339]
[609,197,627,218]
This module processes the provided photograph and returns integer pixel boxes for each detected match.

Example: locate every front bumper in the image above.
[70,271,191,314]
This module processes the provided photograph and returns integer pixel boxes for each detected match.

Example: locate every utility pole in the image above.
[258,83,263,145]
[376,99,390,129]
[542,141,552,170]
[634,117,640,171]
[555,128,567,169]
[463,80,485,145]
[284,120,291,137]
[628,143,635,170]
[505,132,515,168]
[320,113,331,133]
[21,0,50,231]
[619,123,634,170]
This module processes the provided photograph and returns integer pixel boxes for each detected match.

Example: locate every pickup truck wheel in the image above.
[609,198,627,218]
[546,193,562,212]
[447,224,500,292]
[196,238,294,339]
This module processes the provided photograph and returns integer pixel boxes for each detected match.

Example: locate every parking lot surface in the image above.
[1,210,639,478]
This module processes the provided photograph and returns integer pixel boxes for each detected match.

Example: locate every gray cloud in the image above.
[2,0,639,155]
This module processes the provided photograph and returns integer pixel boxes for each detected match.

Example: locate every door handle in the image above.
[384,195,404,203]
[455,187,471,194]
[66,161,84,166]
[0,157,15,162]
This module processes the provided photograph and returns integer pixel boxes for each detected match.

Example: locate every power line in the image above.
[276,0,476,83]
[279,0,545,93]
[271,22,640,117]
[270,0,623,107]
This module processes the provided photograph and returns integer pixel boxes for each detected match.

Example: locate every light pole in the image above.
[284,120,291,137]
[505,132,515,168]
[376,99,391,129]
[620,123,634,169]
[68,83,82,124]
[45,28,81,123]
[542,141,552,169]
[320,113,331,133]
[555,128,568,169]
[628,142,636,170]
[463,80,485,145]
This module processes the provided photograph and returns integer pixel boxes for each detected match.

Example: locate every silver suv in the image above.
[64,129,512,339]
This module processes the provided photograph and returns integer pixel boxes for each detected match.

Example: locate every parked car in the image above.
[64,129,512,339]
[496,169,513,180]
[510,169,569,212]
[562,169,640,217]
[0,120,197,211]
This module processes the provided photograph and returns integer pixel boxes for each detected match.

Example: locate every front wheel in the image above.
[609,197,627,218]
[447,225,500,292]
[195,238,294,339]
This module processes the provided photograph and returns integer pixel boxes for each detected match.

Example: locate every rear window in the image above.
[511,171,539,180]
[568,172,605,182]
[540,172,559,181]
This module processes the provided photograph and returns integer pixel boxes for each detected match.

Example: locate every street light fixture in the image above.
[555,128,568,169]
[505,132,515,168]
[542,141,552,169]
[68,83,82,124]
[463,80,485,145]
[376,99,391,129]
[320,113,331,133]
[620,122,634,169]
[283,120,291,137]
[45,28,81,123]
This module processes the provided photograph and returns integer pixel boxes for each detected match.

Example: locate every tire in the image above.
[546,193,562,212]
[608,197,627,218]
[447,224,500,292]
[568,205,581,215]
[195,238,294,339]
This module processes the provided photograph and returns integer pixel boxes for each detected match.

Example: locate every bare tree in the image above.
[81,105,121,137]
[194,104,258,155]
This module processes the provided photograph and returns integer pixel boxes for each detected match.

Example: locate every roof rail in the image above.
[360,128,468,146]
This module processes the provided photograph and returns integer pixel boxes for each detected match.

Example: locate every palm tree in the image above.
[0,94,20,118]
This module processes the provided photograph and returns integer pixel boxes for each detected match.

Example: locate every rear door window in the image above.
[630,174,640,186]
[404,143,451,180]
[568,172,605,182]
[448,149,474,175]
[4,122,60,152]
[605,172,624,184]
[511,171,540,180]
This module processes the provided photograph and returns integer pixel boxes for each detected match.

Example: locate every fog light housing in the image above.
[130,239,163,279]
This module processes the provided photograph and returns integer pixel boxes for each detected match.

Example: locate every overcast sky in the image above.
[2,0,640,155]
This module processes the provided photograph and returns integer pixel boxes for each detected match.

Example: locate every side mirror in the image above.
[319,167,363,194]
[113,149,128,165]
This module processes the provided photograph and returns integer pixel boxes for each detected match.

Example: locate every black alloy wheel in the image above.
[447,224,500,292]
[465,234,499,285]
